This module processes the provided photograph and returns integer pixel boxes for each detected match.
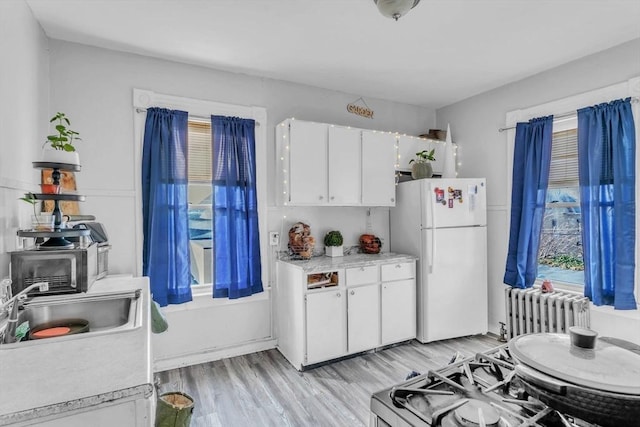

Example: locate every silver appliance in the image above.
[10,222,110,296]
[10,244,98,296]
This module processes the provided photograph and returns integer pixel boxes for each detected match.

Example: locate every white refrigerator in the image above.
[390,178,488,343]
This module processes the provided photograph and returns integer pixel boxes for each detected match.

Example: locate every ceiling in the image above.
[26,0,640,109]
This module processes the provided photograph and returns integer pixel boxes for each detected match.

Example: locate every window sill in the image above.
[162,286,271,313]
[590,303,640,319]
[534,278,639,315]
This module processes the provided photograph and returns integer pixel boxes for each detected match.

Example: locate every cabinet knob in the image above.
[391,198,395,202]
[330,196,335,200]
[319,195,324,200]
[336,292,341,297]
[360,267,365,271]
[350,290,355,295]
[395,264,402,268]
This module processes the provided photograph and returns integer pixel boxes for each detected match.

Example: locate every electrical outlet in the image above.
[269,231,280,246]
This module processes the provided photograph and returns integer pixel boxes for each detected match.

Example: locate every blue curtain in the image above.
[211,115,263,299]
[504,116,554,289]
[578,98,636,309]
[141,108,192,307]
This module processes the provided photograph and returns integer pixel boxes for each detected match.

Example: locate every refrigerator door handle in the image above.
[422,230,432,274]
[429,183,436,272]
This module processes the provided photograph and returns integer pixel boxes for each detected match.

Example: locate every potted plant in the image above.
[20,192,53,230]
[409,149,435,179]
[324,230,344,257]
[41,112,81,165]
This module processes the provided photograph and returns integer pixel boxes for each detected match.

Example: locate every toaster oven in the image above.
[10,243,98,296]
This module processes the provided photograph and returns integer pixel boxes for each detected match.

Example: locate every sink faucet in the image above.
[1,281,49,344]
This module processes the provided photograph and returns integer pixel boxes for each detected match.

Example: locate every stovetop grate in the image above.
[371,345,597,427]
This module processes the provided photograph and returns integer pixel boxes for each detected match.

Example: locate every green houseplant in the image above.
[20,192,53,230]
[409,149,435,179]
[41,112,81,165]
[324,230,344,257]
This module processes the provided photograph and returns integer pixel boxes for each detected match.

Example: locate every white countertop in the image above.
[0,275,152,425]
[278,252,417,272]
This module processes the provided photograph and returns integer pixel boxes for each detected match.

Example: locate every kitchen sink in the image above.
[0,289,142,347]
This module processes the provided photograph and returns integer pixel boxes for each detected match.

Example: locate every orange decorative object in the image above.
[31,326,71,338]
[359,234,382,254]
[40,183,61,194]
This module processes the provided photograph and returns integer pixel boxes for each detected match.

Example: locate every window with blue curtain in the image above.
[211,115,263,299]
[141,107,193,307]
[578,98,636,310]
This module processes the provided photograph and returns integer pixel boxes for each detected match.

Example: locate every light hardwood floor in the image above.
[155,334,500,427]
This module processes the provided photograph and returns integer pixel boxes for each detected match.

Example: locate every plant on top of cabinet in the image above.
[324,230,344,257]
[409,149,435,179]
[41,112,82,165]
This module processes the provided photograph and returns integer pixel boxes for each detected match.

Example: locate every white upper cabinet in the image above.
[288,120,328,205]
[328,125,361,205]
[278,119,398,207]
[362,130,397,206]
[397,135,445,176]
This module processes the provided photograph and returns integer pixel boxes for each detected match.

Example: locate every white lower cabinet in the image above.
[306,289,347,364]
[276,257,416,370]
[347,283,380,353]
[381,279,416,344]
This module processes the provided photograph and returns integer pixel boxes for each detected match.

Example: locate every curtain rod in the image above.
[497,97,639,132]
[135,107,260,126]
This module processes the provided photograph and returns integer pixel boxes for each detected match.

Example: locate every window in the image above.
[187,119,213,285]
[537,124,584,286]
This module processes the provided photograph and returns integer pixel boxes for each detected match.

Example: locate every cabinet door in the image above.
[306,289,347,364]
[347,283,380,353]
[328,126,361,205]
[381,279,416,344]
[362,131,397,206]
[289,120,328,205]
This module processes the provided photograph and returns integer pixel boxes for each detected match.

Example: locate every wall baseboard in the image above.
[153,338,277,372]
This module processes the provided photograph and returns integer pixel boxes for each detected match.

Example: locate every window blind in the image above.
[188,120,212,182]
[548,128,578,188]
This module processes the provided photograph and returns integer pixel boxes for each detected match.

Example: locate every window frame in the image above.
[133,89,268,296]
[538,119,583,289]
[505,76,640,303]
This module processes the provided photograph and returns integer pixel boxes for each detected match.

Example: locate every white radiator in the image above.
[504,286,590,339]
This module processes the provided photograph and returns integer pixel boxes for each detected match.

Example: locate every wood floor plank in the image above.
[156,334,499,426]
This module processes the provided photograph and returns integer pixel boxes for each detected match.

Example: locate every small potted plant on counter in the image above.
[409,148,435,179]
[41,112,82,165]
[324,230,344,257]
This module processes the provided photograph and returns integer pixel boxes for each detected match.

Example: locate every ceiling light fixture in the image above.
[373,0,421,21]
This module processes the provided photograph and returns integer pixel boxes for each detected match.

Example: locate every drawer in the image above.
[381,261,415,282]
[346,265,379,286]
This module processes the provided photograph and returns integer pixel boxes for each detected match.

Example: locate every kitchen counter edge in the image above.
[278,252,417,272]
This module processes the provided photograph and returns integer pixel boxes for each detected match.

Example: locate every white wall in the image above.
[436,38,640,344]
[46,40,435,367]
[47,40,435,276]
[0,1,49,279]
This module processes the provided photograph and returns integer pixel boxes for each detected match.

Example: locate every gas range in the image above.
[370,345,595,427]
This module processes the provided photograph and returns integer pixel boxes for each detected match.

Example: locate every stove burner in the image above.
[453,399,500,426]
[370,344,594,427]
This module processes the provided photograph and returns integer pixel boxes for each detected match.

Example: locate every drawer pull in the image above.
[336,292,341,298]
[396,264,402,268]
[350,290,355,295]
